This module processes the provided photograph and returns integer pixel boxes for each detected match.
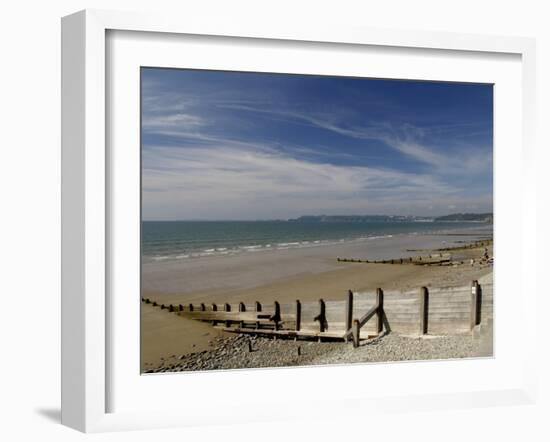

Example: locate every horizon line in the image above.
[142,212,493,222]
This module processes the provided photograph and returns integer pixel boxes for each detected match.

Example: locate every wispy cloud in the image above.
[142,144,471,220]
[140,69,493,219]
[216,103,492,174]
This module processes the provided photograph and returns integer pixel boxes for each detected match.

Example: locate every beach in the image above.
[141,225,493,372]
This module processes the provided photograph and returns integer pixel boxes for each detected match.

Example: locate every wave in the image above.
[146,234,402,262]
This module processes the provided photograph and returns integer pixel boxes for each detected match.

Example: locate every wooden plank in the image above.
[178,311,260,321]
[358,304,378,328]
[343,302,378,339]
[218,326,347,340]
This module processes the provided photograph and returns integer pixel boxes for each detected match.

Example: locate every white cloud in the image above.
[142,113,204,130]
[142,144,472,220]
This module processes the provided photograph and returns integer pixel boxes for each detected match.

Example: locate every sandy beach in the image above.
[141,226,493,371]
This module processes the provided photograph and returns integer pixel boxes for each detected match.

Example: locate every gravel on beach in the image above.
[143,331,488,374]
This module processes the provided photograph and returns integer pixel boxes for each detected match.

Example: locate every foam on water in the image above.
[141,221,491,263]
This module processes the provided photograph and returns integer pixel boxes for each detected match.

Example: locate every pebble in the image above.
[144,332,483,373]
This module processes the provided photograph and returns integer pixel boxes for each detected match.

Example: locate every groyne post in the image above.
[419,286,429,335]
[295,299,302,332]
[315,299,327,332]
[255,301,262,329]
[211,303,218,325]
[272,301,281,331]
[239,302,246,328]
[352,319,360,348]
[345,290,353,341]
[376,288,384,334]
[470,280,482,330]
[224,303,231,328]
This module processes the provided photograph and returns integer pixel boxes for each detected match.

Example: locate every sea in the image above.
[142,220,491,263]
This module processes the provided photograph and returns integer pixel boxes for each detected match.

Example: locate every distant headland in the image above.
[288,213,493,223]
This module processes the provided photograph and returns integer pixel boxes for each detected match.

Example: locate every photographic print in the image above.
[140,68,493,373]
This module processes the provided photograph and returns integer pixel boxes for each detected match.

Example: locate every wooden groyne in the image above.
[142,279,492,346]
[337,253,451,266]
[336,239,493,266]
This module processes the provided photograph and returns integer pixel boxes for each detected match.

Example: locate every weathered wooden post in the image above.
[271,301,281,331]
[178,304,184,312]
[255,301,262,329]
[224,303,231,328]
[345,290,353,341]
[188,303,194,312]
[470,280,482,330]
[375,288,384,334]
[239,302,246,328]
[200,303,206,312]
[295,299,302,331]
[314,299,327,332]
[352,319,360,348]
[419,286,429,335]
[211,303,218,325]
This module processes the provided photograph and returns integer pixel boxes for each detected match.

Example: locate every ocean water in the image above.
[142,220,490,262]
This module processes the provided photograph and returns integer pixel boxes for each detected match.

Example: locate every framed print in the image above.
[139,67,495,374]
[61,9,537,432]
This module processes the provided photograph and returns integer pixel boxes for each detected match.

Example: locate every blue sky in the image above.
[141,68,493,220]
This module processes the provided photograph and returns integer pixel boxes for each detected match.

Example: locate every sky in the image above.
[141,68,493,221]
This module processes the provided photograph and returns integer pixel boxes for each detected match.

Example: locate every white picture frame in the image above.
[61,9,537,433]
